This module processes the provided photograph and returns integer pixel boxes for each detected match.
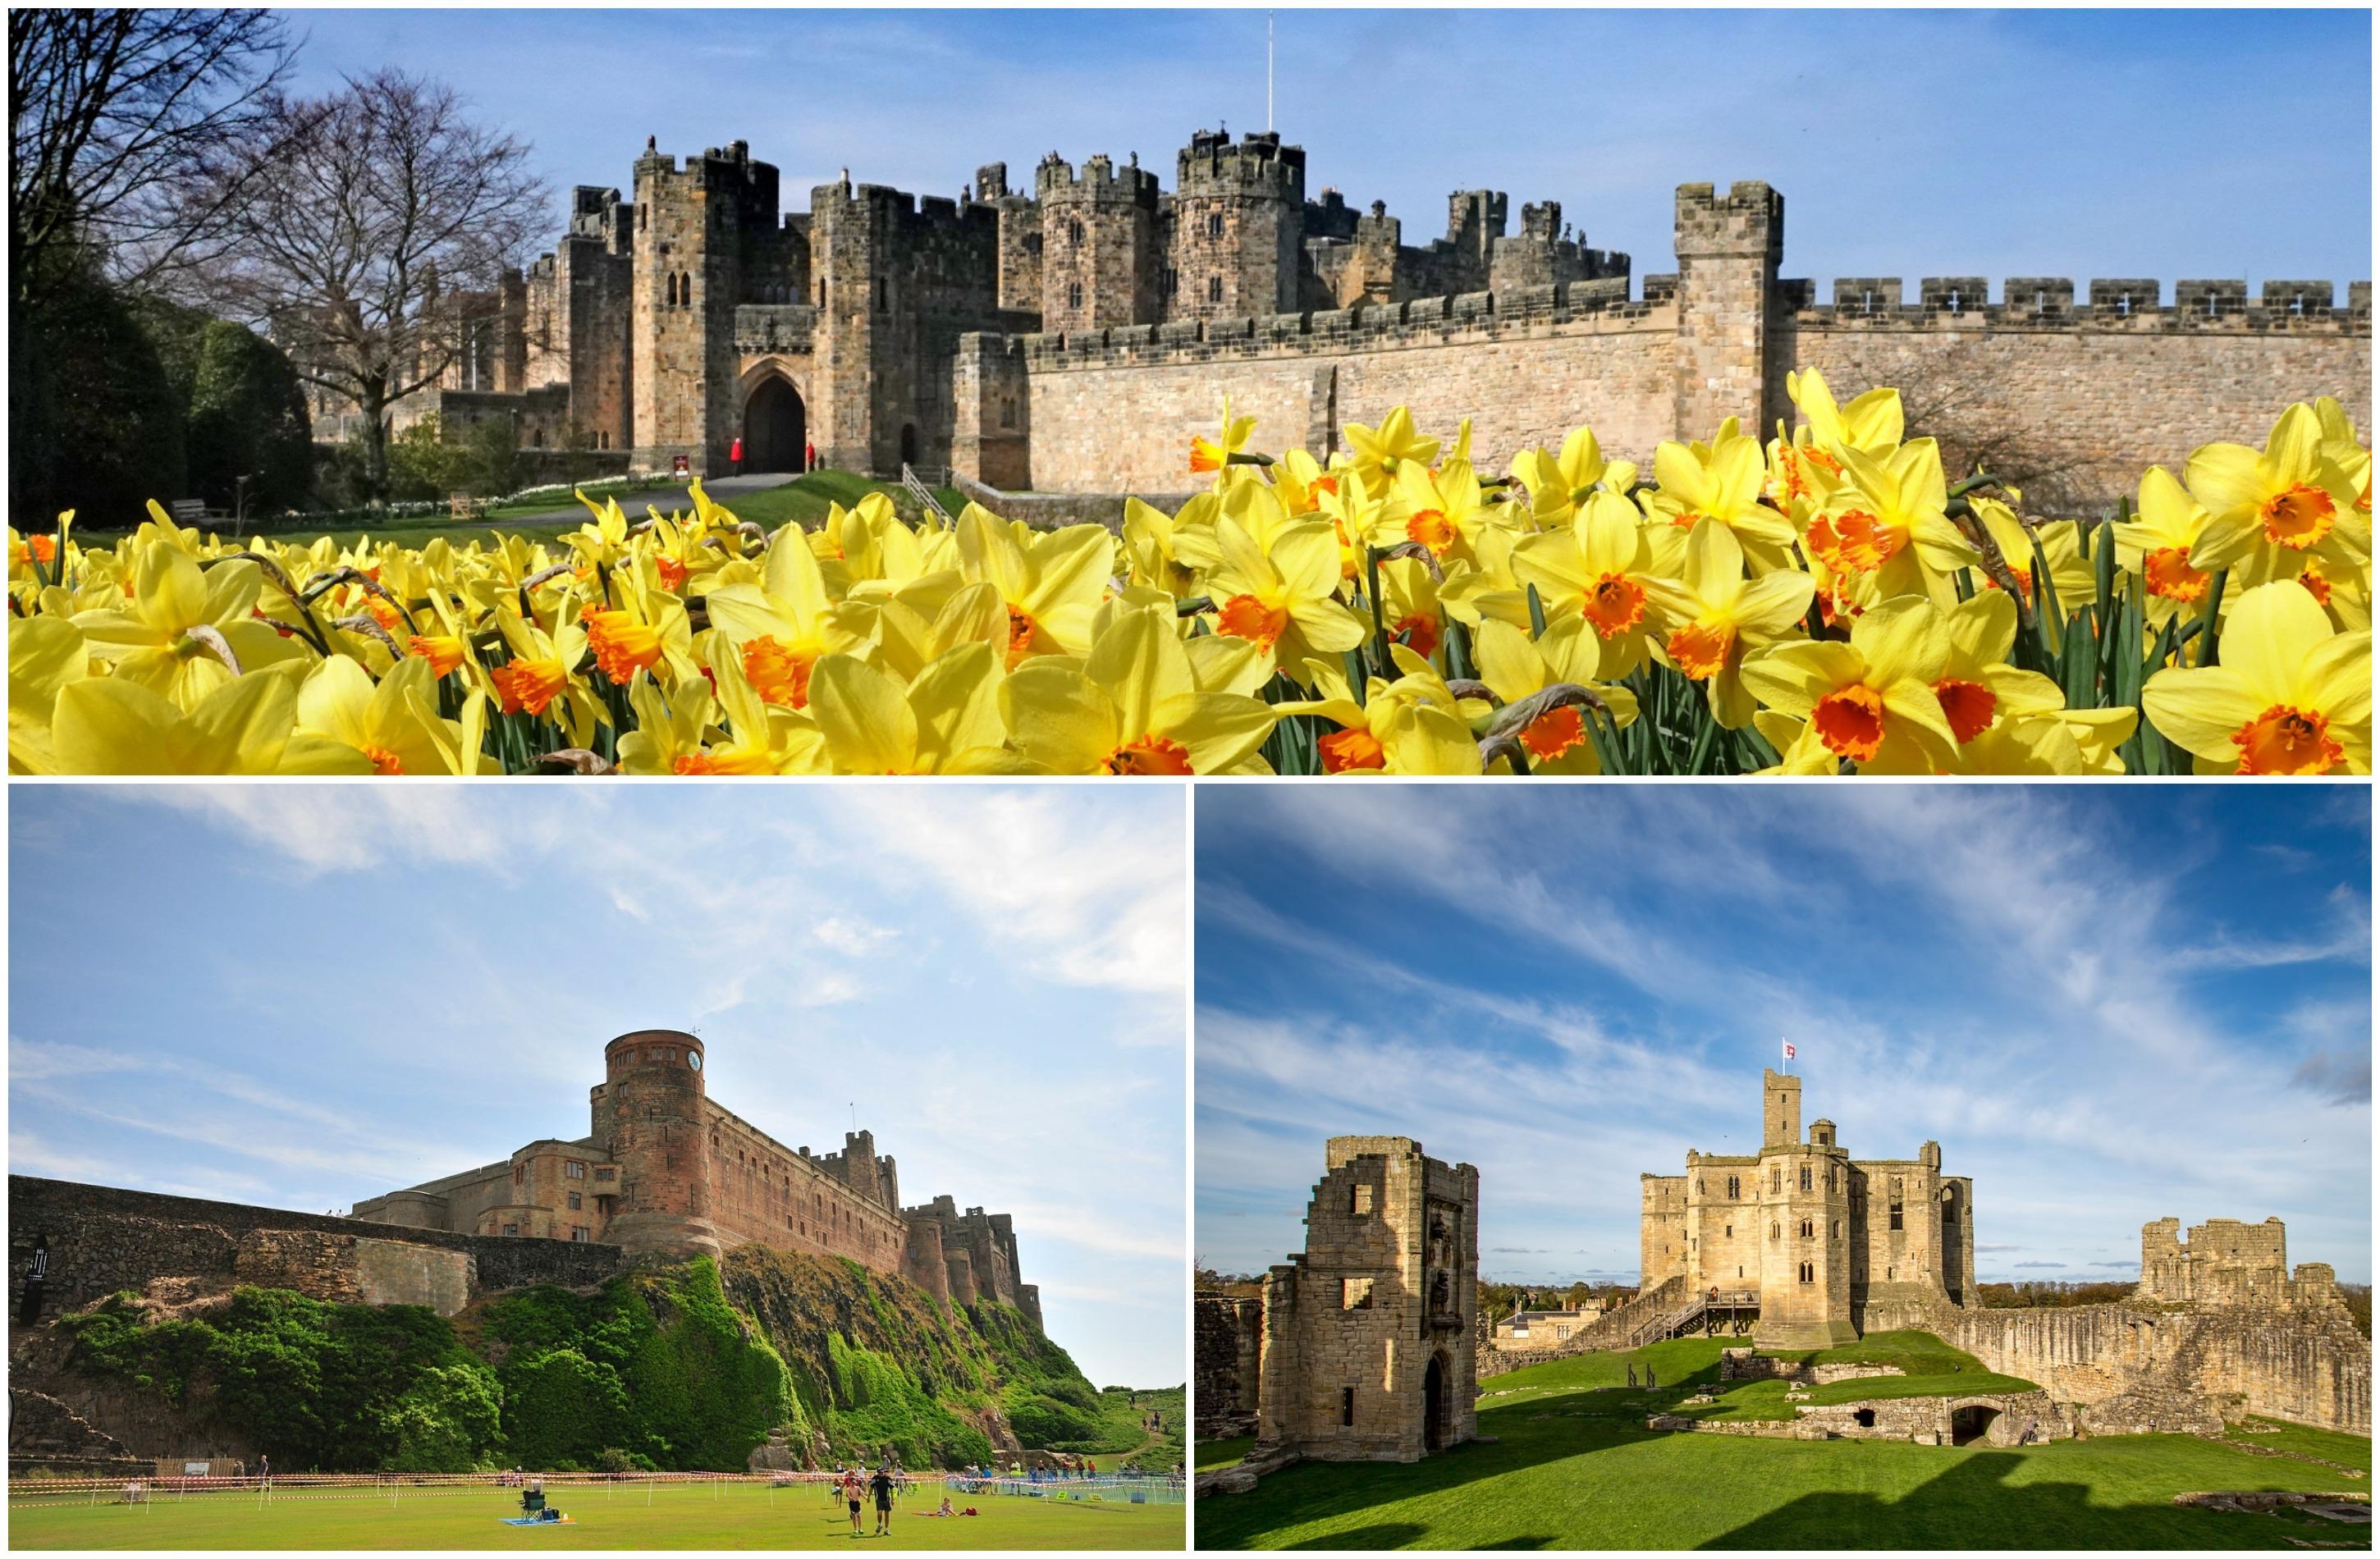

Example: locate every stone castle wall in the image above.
[8,1176,628,1319]
[1195,1288,1265,1441]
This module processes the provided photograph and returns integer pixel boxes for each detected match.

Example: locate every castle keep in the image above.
[411,128,2369,506]
[1245,1136,1481,1465]
[1639,1068,1973,1347]
[349,1029,1040,1328]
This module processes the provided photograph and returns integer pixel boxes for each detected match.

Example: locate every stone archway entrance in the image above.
[1422,1352,1449,1453]
[1950,1404,2001,1446]
[744,376,806,473]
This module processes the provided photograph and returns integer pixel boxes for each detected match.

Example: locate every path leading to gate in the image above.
[496,471,802,528]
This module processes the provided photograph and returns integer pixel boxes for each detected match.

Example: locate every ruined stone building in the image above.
[1240,1136,1481,1465]
[383,126,2369,506]
[2137,1216,2342,1309]
[349,1029,1039,1326]
[1637,1068,1973,1347]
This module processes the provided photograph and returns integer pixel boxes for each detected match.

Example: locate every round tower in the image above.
[596,1029,722,1259]
[1035,152,1160,332]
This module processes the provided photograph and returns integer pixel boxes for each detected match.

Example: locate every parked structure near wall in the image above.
[350,130,2370,510]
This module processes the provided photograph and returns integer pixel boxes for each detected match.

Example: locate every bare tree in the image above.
[9,8,298,302]
[195,70,548,504]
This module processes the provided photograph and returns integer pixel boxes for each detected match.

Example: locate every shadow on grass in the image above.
[1699,1449,2309,1551]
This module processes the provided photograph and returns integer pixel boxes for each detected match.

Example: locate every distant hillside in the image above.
[40,1246,1179,1474]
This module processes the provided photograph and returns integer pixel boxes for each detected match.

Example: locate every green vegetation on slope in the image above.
[57,1247,1147,1475]
[1204,1348,2369,1550]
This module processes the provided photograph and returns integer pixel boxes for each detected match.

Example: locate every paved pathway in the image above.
[497,470,802,528]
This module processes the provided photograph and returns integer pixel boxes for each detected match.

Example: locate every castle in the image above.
[1238,1136,1481,1465]
[1639,1068,1973,1347]
[396,127,2370,507]
[349,1029,1041,1327]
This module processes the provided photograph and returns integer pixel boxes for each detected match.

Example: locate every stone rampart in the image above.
[1195,1289,1264,1440]
[8,1176,629,1318]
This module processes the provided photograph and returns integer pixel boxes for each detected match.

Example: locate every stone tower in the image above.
[1672,180,1783,437]
[1754,1094,1856,1348]
[593,1029,721,1259]
[630,141,778,476]
[1036,153,1160,332]
[1171,130,1306,322]
[1254,1136,1479,1464]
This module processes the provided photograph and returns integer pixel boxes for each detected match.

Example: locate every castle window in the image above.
[1207,275,1223,304]
[571,1226,589,1242]
[1352,1184,1374,1217]
[1799,1261,1812,1284]
[502,1223,519,1237]
[1890,1180,1904,1231]
[1833,1221,1842,1240]
[513,1165,523,1186]
[1724,1224,1732,1238]
[1068,281,1082,310]
[1769,1223,1778,1241]
[876,277,886,312]
[1770,1167,1781,1194]
[1696,1178,1705,1196]
[1800,1218,1813,1239]
[568,1191,583,1211]
[664,274,676,307]
[1341,1278,1373,1310]
[595,1168,614,1182]
[1341,1387,1356,1427]
[565,1162,585,1179]
[818,281,826,306]
[1069,219,1083,246]
[1799,1166,1811,1191]
[1726,1176,1739,1200]
[1207,211,1224,239]
[1947,289,1962,313]
[1828,1167,1838,1192]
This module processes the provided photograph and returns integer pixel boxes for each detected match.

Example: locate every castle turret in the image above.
[1170,130,1305,321]
[1037,152,1160,331]
[594,1030,721,1259]
[1672,180,1783,437]
[1762,1067,1801,1148]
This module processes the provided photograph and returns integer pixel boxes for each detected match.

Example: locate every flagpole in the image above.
[1266,11,1275,134]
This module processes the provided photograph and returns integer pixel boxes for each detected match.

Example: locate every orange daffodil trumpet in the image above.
[6,388,2368,775]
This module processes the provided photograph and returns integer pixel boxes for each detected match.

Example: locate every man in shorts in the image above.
[869,1463,895,1537]
[844,1468,864,1535]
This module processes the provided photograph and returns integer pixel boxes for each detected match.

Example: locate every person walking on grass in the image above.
[730,435,745,477]
[843,1467,865,1535]
[870,1463,895,1537]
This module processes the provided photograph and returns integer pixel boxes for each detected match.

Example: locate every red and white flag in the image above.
[1782,1040,1797,1063]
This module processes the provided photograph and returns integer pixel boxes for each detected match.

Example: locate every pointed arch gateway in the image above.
[742,371,806,473]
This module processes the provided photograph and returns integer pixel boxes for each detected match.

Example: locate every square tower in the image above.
[1256,1136,1479,1463]
[1169,130,1306,322]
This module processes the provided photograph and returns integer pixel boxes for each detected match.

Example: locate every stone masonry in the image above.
[360,128,2365,512]
[1640,1068,1975,1348]
[348,1029,1041,1329]
[1248,1136,1481,1465]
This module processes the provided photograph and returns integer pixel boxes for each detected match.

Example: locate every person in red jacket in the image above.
[729,435,744,476]
[804,439,817,473]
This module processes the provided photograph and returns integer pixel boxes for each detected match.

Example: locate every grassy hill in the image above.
[51,1246,1168,1474]
[1198,1334,2372,1548]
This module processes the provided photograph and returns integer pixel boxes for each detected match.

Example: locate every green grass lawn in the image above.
[1197,1437,1254,1474]
[1205,1337,2370,1549]
[9,1480,1183,1551]
[2222,1415,2373,1474]
[84,472,973,554]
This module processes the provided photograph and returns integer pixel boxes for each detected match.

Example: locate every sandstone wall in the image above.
[1018,285,1676,492]
[1195,1291,1264,1440]
[8,1177,627,1317]
[1936,1299,2371,1435]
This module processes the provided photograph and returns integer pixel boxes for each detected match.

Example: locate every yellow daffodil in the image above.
[1341,406,1439,485]
[1642,519,1816,728]
[1471,618,1638,774]
[1806,438,1977,609]
[2186,403,2369,587]
[1512,491,1664,680]
[1643,430,1796,569]
[808,642,1023,775]
[1000,605,1277,774]
[2143,580,2369,775]
[1189,396,1260,477]
[1202,515,1367,677]
[2112,468,2216,625]
[49,664,368,775]
[1741,597,1959,774]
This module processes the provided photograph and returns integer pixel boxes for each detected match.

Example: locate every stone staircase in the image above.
[8,1387,151,1477]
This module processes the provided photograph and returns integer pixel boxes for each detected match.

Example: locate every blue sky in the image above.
[1197,786,2372,1290]
[9,784,1186,1391]
[279,8,2372,301]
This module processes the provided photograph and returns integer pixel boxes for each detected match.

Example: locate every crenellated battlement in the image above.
[1036,152,1160,206]
[1782,276,2367,331]
[1177,129,1306,199]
